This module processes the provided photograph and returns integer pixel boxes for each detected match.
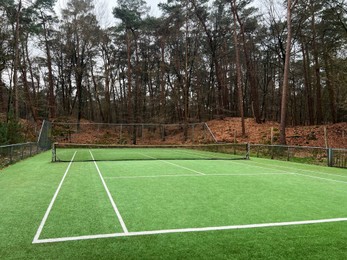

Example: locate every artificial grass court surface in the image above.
[0,151,346,259]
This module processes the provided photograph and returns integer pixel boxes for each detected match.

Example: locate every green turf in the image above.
[0,151,347,259]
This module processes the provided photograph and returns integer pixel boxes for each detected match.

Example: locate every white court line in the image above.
[290,172,347,185]
[142,148,346,185]
[104,172,291,180]
[174,149,347,183]
[139,153,206,175]
[249,159,347,179]
[33,217,347,244]
[89,150,129,234]
[32,151,77,244]
[171,149,230,160]
[236,160,347,185]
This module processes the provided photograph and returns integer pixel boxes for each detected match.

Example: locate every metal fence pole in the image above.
[10,146,13,163]
[328,148,333,167]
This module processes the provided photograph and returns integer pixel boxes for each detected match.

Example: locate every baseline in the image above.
[33,217,347,244]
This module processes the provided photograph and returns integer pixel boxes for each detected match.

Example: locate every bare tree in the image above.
[231,0,245,136]
[280,0,298,145]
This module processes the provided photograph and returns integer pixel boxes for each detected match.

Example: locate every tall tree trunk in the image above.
[87,80,94,121]
[76,76,83,131]
[231,0,245,136]
[42,17,56,119]
[0,78,5,113]
[235,8,261,124]
[189,0,224,115]
[160,39,166,121]
[21,38,38,121]
[104,61,111,123]
[280,0,297,144]
[183,4,190,141]
[324,52,337,123]
[126,30,133,125]
[311,1,323,124]
[133,30,140,144]
[12,0,22,119]
[91,67,105,122]
[301,42,315,125]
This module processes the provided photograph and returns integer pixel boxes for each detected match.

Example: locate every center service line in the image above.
[139,153,206,175]
[89,150,129,234]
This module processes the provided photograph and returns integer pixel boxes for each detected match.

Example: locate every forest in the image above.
[0,0,346,144]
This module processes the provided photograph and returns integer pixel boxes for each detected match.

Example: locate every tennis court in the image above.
[32,144,347,244]
[1,145,347,259]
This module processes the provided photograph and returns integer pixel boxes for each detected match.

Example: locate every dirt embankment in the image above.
[207,118,347,149]
[50,117,346,149]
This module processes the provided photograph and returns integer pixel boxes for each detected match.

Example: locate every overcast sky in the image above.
[54,0,272,28]
[55,0,164,28]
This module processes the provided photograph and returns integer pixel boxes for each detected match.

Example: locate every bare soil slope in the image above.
[51,117,347,149]
[207,117,347,148]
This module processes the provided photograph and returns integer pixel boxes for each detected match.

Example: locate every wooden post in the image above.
[161,125,165,141]
[324,126,328,148]
[203,124,206,141]
[270,127,274,145]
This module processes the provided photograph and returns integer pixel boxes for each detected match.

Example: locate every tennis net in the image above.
[52,143,250,162]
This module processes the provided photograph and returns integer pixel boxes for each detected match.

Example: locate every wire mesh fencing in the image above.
[329,148,347,168]
[38,120,52,150]
[0,142,40,168]
[0,120,53,169]
[250,144,347,168]
[51,122,216,145]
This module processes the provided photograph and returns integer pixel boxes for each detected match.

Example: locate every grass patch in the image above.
[0,151,346,259]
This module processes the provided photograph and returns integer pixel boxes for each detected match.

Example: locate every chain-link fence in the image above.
[328,148,347,168]
[0,120,52,169]
[51,122,216,145]
[38,120,52,150]
[250,144,347,168]
[0,142,40,168]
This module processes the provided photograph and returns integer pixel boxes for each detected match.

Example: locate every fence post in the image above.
[246,143,250,160]
[324,127,328,148]
[328,148,333,167]
[10,146,13,163]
